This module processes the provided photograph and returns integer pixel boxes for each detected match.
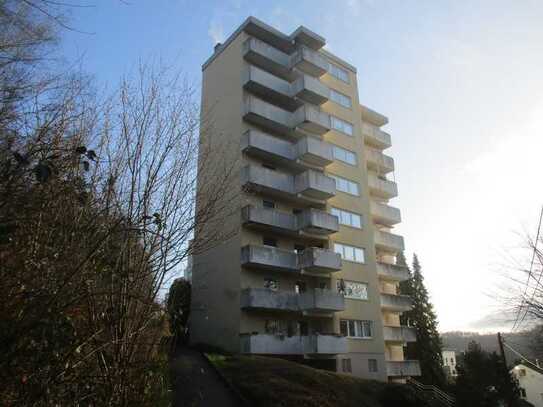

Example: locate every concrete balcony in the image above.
[243,65,299,111]
[370,201,401,226]
[290,45,329,77]
[366,149,394,173]
[374,230,405,253]
[294,170,336,200]
[240,287,344,314]
[296,208,339,235]
[303,334,347,354]
[291,75,329,105]
[383,326,417,343]
[241,245,298,272]
[241,205,338,237]
[240,334,346,355]
[386,360,422,377]
[368,173,398,199]
[243,37,294,81]
[376,262,410,282]
[362,122,392,149]
[299,288,345,313]
[299,247,342,273]
[291,104,331,135]
[244,95,292,135]
[241,165,335,206]
[380,293,413,312]
[240,288,299,312]
[291,26,326,50]
[242,205,296,234]
[241,130,333,170]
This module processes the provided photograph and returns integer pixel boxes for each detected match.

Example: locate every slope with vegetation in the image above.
[206,353,443,407]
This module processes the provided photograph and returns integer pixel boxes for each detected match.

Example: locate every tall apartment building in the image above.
[190,16,421,382]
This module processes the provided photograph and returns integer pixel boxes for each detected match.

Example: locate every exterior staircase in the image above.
[407,377,455,406]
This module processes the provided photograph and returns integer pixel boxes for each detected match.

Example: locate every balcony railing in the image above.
[243,65,299,111]
[380,293,413,312]
[303,334,347,354]
[241,244,342,274]
[370,201,401,226]
[241,130,333,170]
[240,334,346,355]
[290,74,330,105]
[240,288,344,313]
[296,208,339,235]
[368,173,398,199]
[298,247,342,273]
[289,45,329,77]
[386,360,422,377]
[366,149,394,173]
[240,288,299,312]
[241,205,338,236]
[243,37,293,81]
[241,245,298,272]
[291,104,330,135]
[244,96,331,137]
[383,326,417,343]
[241,165,336,205]
[376,262,410,282]
[374,229,405,253]
[362,122,391,149]
[299,288,345,312]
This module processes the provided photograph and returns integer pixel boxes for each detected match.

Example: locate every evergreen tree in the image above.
[400,253,447,388]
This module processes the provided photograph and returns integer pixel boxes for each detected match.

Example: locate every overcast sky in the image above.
[61,0,543,333]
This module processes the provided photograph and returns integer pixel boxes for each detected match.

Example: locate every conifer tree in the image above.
[400,253,447,388]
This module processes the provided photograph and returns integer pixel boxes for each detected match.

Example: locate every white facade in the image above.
[442,350,458,378]
[511,364,543,407]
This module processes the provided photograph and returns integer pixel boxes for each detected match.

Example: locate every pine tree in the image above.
[400,253,447,388]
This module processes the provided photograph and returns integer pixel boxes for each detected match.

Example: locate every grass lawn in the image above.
[205,353,440,407]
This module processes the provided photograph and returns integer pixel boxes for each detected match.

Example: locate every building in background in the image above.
[511,363,543,407]
[190,16,419,382]
[442,349,458,380]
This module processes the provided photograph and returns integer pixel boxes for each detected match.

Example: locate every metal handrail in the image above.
[407,377,455,406]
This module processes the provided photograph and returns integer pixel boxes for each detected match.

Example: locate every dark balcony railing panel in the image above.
[383,326,417,343]
[380,293,413,312]
[299,288,345,312]
[299,247,342,273]
[241,245,298,272]
[376,262,410,281]
[296,209,339,235]
[240,288,299,311]
[386,360,421,377]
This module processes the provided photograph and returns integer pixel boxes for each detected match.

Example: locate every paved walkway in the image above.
[171,347,242,407]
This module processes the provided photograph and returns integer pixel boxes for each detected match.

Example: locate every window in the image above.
[329,174,359,196]
[334,243,365,263]
[368,359,378,373]
[295,281,306,294]
[332,145,357,165]
[330,89,352,108]
[263,200,275,209]
[264,278,279,291]
[263,237,277,247]
[337,280,368,300]
[340,319,373,338]
[331,207,362,228]
[329,62,349,83]
[341,358,352,373]
[331,116,353,136]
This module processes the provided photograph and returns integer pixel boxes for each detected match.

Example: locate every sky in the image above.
[60,0,543,333]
